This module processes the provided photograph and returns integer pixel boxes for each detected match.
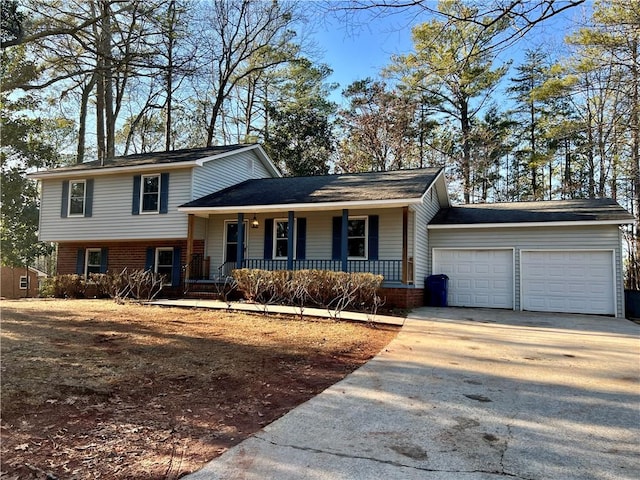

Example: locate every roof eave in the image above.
[178,197,423,215]
[27,161,198,179]
[427,219,634,229]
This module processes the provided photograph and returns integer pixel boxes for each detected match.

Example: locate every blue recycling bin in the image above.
[425,274,449,307]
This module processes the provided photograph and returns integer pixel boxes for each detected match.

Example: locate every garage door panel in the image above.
[521,250,614,315]
[433,249,513,309]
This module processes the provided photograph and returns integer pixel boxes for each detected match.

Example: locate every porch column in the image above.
[287,210,295,270]
[402,206,408,284]
[186,213,195,282]
[341,208,349,272]
[237,213,244,269]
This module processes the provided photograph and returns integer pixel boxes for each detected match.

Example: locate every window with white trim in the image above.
[273,219,296,259]
[347,217,367,259]
[69,180,86,216]
[156,247,174,284]
[19,276,28,289]
[141,174,160,213]
[86,248,102,276]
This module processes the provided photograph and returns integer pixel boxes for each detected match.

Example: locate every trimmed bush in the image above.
[232,268,383,313]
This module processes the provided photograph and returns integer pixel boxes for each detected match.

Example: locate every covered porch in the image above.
[182,206,415,288]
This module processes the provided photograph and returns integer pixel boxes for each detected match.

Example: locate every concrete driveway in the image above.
[185,308,640,480]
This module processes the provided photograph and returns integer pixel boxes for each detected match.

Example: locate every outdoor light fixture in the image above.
[251,214,259,229]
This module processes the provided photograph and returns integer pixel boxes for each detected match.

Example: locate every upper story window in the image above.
[141,174,160,213]
[347,217,367,259]
[69,180,86,216]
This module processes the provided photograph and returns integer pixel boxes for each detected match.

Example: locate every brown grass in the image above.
[0,299,398,479]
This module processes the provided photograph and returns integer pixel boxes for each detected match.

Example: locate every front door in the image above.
[224,221,247,264]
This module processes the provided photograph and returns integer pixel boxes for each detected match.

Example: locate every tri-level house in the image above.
[30,143,634,316]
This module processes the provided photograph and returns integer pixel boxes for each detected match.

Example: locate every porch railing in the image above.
[216,259,404,283]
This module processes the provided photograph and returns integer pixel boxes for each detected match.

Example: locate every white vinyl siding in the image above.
[429,225,625,317]
[205,208,405,277]
[191,150,274,200]
[39,168,192,241]
[413,184,444,285]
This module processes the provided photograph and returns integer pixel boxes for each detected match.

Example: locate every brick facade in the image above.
[1,266,41,299]
[57,240,205,276]
[378,287,425,309]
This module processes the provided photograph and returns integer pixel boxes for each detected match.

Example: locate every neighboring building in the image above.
[29,144,635,316]
[1,266,46,299]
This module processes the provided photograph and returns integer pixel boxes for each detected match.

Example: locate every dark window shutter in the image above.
[160,173,169,214]
[145,247,154,271]
[264,218,274,259]
[85,179,94,217]
[332,216,342,260]
[61,180,69,218]
[100,247,108,273]
[132,175,141,215]
[171,247,181,287]
[76,248,85,275]
[368,215,379,260]
[296,217,306,260]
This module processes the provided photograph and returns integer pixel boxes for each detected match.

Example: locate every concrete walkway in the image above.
[183,307,640,480]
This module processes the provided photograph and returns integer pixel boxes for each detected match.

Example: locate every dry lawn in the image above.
[0,299,398,479]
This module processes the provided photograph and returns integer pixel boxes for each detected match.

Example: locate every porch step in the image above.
[184,291,223,300]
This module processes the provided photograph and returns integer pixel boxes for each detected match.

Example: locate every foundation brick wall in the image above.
[379,287,424,309]
[57,240,205,276]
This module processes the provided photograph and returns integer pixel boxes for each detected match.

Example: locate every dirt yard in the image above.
[0,299,399,479]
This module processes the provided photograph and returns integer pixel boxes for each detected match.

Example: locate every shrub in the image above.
[232,268,383,314]
[41,274,87,298]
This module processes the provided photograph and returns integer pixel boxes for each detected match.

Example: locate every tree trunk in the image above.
[101,0,115,159]
[460,97,471,204]
[77,75,97,164]
[164,0,176,152]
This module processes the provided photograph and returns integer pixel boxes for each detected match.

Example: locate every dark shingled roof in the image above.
[33,145,252,174]
[181,168,442,208]
[430,198,634,225]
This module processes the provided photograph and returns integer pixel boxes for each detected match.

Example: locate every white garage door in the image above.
[521,250,615,315]
[433,249,513,309]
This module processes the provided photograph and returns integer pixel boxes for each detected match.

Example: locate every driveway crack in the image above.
[253,435,530,478]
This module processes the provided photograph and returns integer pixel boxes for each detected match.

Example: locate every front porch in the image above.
[185,257,412,284]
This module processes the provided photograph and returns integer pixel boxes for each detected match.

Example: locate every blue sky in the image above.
[307,2,591,103]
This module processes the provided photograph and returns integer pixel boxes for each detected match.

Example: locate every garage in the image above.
[432,249,513,309]
[521,250,615,316]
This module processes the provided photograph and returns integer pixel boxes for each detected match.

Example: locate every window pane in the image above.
[348,219,365,237]
[158,250,173,266]
[70,182,85,197]
[69,181,85,215]
[227,223,238,243]
[69,198,84,215]
[141,176,159,212]
[142,193,158,211]
[275,239,288,258]
[157,249,173,284]
[157,266,172,283]
[348,238,366,257]
[87,250,101,266]
[143,176,159,193]
[276,221,288,239]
